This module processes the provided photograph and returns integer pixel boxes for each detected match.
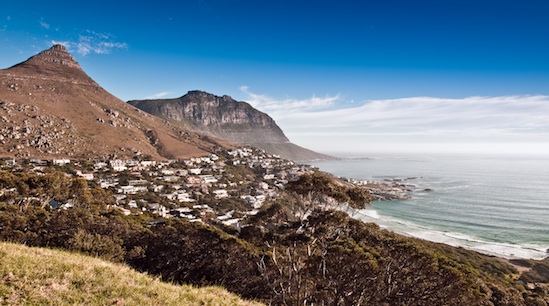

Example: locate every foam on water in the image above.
[349,206,549,259]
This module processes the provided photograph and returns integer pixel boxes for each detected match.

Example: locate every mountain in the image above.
[0,45,229,160]
[128,91,334,161]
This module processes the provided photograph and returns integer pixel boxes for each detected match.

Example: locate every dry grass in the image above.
[0,242,263,306]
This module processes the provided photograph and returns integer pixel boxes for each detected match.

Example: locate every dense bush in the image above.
[1,170,547,305]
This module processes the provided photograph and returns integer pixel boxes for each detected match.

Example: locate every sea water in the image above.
[309,154,549,259]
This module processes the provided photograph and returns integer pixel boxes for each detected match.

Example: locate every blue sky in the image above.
[2,0,549,155]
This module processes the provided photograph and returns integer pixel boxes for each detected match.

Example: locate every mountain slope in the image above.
[129,91,334,161]
[0,242,262,306]
[0,45,229,160]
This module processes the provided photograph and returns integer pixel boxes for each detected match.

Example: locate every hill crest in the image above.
[0,242,261,305]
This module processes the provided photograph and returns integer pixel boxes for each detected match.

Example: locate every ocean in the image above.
[308,154,549,259]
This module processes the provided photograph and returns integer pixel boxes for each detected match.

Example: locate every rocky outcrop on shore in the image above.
[346,177,422,201]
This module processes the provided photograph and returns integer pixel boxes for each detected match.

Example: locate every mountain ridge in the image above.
[129,91,334,161]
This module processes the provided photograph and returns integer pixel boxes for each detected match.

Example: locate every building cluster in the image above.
[1,147,316,227]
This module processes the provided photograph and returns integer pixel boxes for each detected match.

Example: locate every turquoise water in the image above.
[309,154,549,259]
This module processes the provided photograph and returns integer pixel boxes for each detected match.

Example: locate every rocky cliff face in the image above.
[129,91,334,161]
[130,91,289,144]
[0,45,227,160]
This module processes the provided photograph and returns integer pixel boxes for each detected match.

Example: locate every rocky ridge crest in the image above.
[129,91,333,161]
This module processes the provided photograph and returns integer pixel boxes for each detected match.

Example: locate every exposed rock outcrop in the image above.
[129,91,334,161]
[130,91,288,143]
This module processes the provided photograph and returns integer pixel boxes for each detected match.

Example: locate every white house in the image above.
[78,173,94,181]
[128,200,138,208]
[118,185,138,194]
[189,168,202,175]
[199,175,218,184]
[160,169,175,175]
[110,160,127,172]
[163,175,179,182]
[52,158,70,166]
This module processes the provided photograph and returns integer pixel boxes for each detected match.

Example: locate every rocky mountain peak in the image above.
[0,45,223,160]
[19,44,82,70]
[5,44,92,85]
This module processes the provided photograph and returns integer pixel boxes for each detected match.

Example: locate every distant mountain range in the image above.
[129,91,333,161]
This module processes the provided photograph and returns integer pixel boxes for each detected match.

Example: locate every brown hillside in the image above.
[0,45,231,160]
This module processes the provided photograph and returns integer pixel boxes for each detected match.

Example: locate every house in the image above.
[176,169,188,176]
[213,189,229,199]
[172,207,193,214]
[168,207,195,219]
[75,170,94,181]
[189,168,202,175]
[199,175,218,184]
[128,200,138,208]
[177,192,195,202]
[160,169,174,175]
[128,179,148,186]
[148,203,168,217]
[152,185,164,192]
[52,158,70,166]
[162,175,179,182]
[100,178,119,189]
[186,176,202,187]
[161,191,194,202]
[140,160,156,168]
[117,185,139,194]
[110,160,127,172]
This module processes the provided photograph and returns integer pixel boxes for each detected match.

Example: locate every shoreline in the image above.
[338,204,549,261]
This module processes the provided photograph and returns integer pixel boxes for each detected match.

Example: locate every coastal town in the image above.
[0,146,415,227]
[0,147,314,226]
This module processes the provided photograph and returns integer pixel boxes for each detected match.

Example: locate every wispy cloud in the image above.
[145,92,172,99]
[39,19,50,30]
[52,30,127,56]
[240,86,339,114]
[283,95,549,136]
[240,89,549,143]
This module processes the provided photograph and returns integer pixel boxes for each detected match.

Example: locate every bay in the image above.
[309,154,549,259]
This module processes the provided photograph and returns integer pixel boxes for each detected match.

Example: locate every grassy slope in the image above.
[0,242,262,306]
